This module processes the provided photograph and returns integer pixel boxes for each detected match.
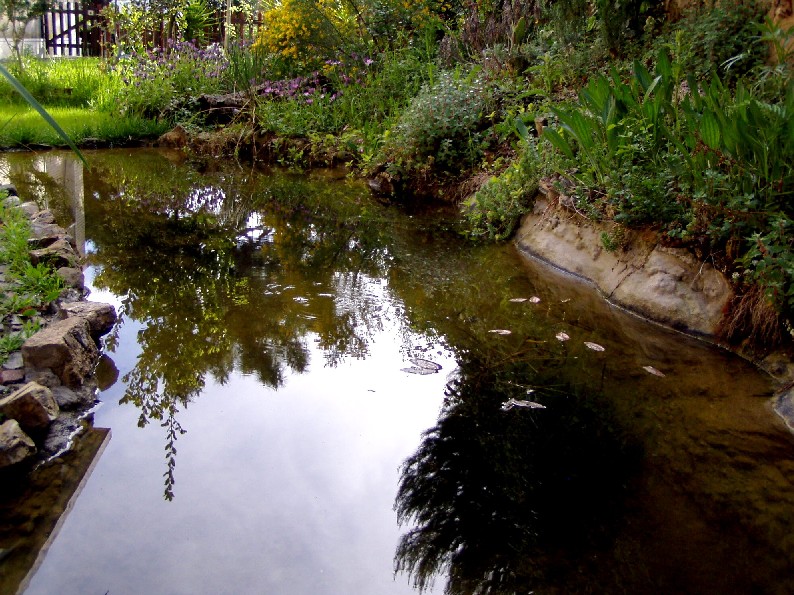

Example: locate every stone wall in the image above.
[0,192,116,468]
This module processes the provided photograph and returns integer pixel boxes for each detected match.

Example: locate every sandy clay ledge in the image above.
[514,193,794,434]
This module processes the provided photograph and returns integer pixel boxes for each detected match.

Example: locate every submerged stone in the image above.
[774,388,794,433]
[0,419,36,467]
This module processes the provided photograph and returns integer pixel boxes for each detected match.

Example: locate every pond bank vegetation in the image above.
[1,0,793,353]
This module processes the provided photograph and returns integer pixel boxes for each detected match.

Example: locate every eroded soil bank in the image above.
[514,196,794,431]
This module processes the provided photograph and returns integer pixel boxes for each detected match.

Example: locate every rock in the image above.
[58,301,116,339]
[368,172,397,197]
[41,411,82,458]
[21,317,99,388]
[1,184,19,198]
[0,369,25,385]
[57,288,84,303]
[0,381,59,432]
[51,384,95,410]
[29,237,80,269]
[514,198,733,336]
[0,419,36,467]
[774,388,794,433]
[197,94,246,124]
[17,201,39,217]
[30,209,55,225]
[158,124,190,148]
[56,266,85,290]
[3,351,24,370]
[611,246,732,334]
[24,368,62,389]
[29,222,72,246]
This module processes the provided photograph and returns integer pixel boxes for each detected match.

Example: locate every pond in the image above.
[1,149,793,595]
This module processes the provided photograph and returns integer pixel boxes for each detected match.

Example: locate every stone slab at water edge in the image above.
[0,192,116,468]
[514,191,794,433]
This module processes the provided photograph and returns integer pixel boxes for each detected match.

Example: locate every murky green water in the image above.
[1,149,793,595]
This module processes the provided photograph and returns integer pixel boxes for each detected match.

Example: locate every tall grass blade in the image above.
[0,63,87,166]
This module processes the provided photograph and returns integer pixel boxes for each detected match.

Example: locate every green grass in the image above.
[0,106,170,148]
[0,201,56,364]
[0,57,122,109]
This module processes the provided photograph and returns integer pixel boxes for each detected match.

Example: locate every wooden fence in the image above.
[43,0,109,57]
[42,2,262,58]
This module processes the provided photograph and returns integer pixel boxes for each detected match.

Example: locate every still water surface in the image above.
[1,149,793,594]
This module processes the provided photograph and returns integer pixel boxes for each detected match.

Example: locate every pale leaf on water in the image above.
[642,365,666,377]
[489,329,512,335]
[555,332,570,342]
[529,296,541,303]
[401,366,438,375]
[509,297,528,303]
[410,357,442,371]
[584,341,605,352]
[501,398,546,411]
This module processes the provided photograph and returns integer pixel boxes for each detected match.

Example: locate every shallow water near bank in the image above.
[1,149,793,595]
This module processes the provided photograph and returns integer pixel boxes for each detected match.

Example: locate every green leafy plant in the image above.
[0,204,32,272]
[380,69,492,176]
[14,262,65,303]
[463,135,544,240]
[0,332,26,364]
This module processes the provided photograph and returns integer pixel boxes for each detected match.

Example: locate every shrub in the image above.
[661,1,766,84]
[114,40,228,120]
[253,0,355,68]
[542,40,794,337]
[463,137,544,240]
[379,69,492,177]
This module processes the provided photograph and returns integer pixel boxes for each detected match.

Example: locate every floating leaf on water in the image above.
[410,357,442,371]
[642,365,666,377]
[401,366,438,375]
[501,398,546,411]
[561,298,571,303]
[529,296,541,303]
[489,329,512,335]
[555,332,570,342]
[509,298,528,303]
[584,341,605,352]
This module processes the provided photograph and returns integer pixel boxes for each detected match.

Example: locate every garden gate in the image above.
[43,0,109,57]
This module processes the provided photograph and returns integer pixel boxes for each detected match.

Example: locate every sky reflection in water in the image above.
[2,149,792,595]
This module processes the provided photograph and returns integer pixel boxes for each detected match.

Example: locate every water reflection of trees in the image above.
[81,153,401,499]
[394,354,641,594]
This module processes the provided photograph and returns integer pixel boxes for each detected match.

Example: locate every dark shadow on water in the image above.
[394,354,642,594]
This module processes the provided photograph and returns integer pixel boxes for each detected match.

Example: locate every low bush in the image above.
[379,70,493,177]
[0,200,61,363]
[113,40,228,120]
[463,139,544,241]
